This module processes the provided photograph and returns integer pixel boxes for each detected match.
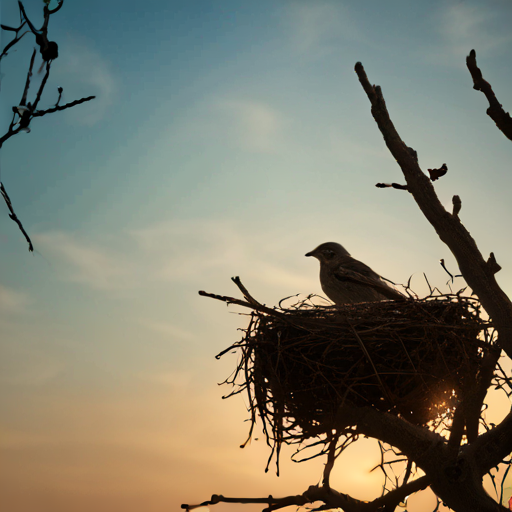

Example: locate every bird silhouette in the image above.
[306,242,404,305]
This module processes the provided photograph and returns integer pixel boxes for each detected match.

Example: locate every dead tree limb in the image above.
[189,56,512,512]
[466,49,512,141]
[354,61,512,364]
[183,477,431,512]
[354,59,511,512]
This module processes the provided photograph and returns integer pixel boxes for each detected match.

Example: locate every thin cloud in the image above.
[51,35,116,126]
[218,99,286,153]
[0,283,30,313]
[283,1,365,55]
[128,219,248,282]
[128,218,319,296]
[438,4,512,59]
[34,231,131,290]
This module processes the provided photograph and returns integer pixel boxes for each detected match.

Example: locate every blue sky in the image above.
[1,1,512,511]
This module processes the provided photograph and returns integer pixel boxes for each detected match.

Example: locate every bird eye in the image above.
[323,249,336,259]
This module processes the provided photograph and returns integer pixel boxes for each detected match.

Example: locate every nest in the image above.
[210,288,495,465]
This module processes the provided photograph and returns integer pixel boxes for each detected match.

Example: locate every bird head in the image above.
[305,242,350,263]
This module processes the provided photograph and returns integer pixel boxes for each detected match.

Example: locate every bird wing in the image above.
[333,257,405,301]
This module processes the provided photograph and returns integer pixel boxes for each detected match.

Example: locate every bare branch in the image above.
[447,402,466,451]
[0,1,94,252]
[465,347,501,443]
[466,49,512,141]
[181,487,358,512]
[322,433,339,488]
[231,276,261,307]
[20,48,36,107]
[370,475,430,511]
[47,0,64,16]
[469,406,512,475]
[0,23,28,62]
[198,289,287,318]
[375,182,408,191]
[32,94,96,117]
[32,60,51,111]
[18,0,60,62]
[183,476,432,512]
[0,183,33,252]
[332,402,444,468]
[354,61,512,363]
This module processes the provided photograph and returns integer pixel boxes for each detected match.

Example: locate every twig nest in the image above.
[223,295,494,449]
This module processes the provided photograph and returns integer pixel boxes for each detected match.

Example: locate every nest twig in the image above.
[202,280,495,472]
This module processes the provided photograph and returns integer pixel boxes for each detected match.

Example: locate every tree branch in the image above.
[0,23,28,62]
[369,475,430,511]
[32,94,96,117]
[466,49,512,141]
[0,183,33,252]
[469,406,512,475]
[464,347,501,443]
[199,289,287,318]
[181,486,365,512]
[354,61,512,363]
[182,478,432,512]
[333,402,445,471]
[0,1,95,252]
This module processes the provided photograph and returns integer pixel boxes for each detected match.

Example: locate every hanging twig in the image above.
[0,182,33,252]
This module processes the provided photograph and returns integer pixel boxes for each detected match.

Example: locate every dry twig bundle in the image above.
[202,282,494,470]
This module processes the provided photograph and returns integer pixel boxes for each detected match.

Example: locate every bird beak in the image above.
[305,251,314,257]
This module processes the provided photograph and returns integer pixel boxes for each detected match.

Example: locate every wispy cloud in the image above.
[34,231,131,290]
[51,35,116,125]
[216,99,287,153]
[0,284,30,313]
[437,4,512,59]
[128,218,247,282]
[128,218,318,295]
[31,218,330,300]
[283,1,364,55]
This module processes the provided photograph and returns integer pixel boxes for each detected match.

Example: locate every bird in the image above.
[305,242,404,305]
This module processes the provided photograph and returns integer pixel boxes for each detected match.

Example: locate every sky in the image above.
[1,0,512,511]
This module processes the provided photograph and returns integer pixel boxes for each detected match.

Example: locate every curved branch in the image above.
[354,61,512,363]
[464,347,501,443]
[333,403,445,470]
[32,95,96,117]
[181,486,364,512]
[466,49,512,141]
[182,478,431,512]
[369,475,430,511]
[469,407,512,475]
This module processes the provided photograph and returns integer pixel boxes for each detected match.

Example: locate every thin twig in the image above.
[32,95,96,117]
[0,182,33,252]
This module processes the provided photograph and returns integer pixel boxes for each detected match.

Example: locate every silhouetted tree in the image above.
[185,51,512,512]
[0,0,95,252]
